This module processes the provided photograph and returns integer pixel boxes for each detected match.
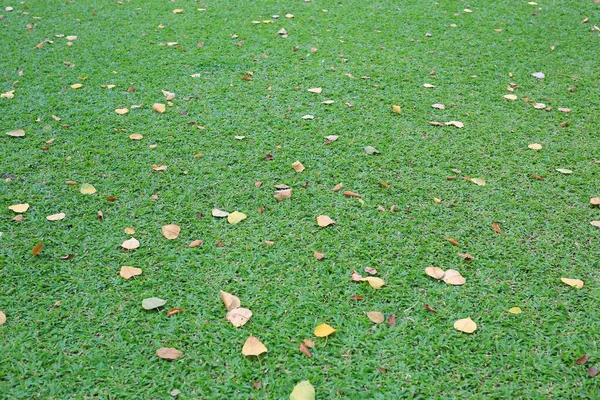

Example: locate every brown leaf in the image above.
[458,253,473,262]
[12,214,23,222]
[343,190,361,198]
[588,367,600,378]
[445,237,460,246]
[316,215,335,227]
[590,197,600,206]
[364,267,377,275]
[351,271,363,281]
[492,222,502,234]
[121,237,140,250]
[253,382,262,391]
[350,295,365,301]
[257,205,265,213]
[424,303,437,314]
[387,314,397,327]
[274,189,292,201]
[242,335,268,356]
[314,251,325,260]
[166,308,185,317]
[106,196,118,202]
[120,266,142,279]
[576,355,590,365]
[60,254,74,260]
[425,266,445,280]
[299,343,312,358]
[366,311,385,324]
[292,161,305,172]
[531,174,545,181]
[265,241,274,246]
[156,347,183,360]
[442,269,466,285]
[32,241,43,256]
[161,224,181,239]
[254,181,262,188]
[332,183,343,191]
[219,291,241,311]
[189,239,203,248]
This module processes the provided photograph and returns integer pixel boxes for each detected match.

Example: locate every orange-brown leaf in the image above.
[32,241,43,256]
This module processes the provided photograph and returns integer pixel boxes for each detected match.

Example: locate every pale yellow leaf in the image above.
[504,94,518,101]
[528,143,542,150]
[361,276,385,289]
[274,189,292,201]
[314,323,336,337]
[445,121,464,128]
[442,269,466,285]
[161,224,181,239]
[1,90,15,99]
[533,103,546,109]
[508,307,522,314]
[71,83,83,89]
[556,168,572,174]
[242,335,267,356]
[80,183,96,194]
[425,266,445,280]
[470,177,486,186]
[129,133,143,140]
[431,103,445,110]
[152,103,166,113]
[290,380,315,400]
[561,278,584,288]
[316,215,335,227]
[292,161,305,172]
[156,347,182,360]
[366,311,385,324]
[212,208,229,218]
[307,88,322,94]
[172,9,184,14]
[46,213,66,221]
[121,237,140,250]
[6,129,25,137]
[151,164,168,171]
[0,311,5,326]
[392,105,401,114]
[8,203,29,213]
[220,291,241,311]
[115,108,129,115]
[589,197,600,206]
[120,266,142,279]
[423,83,435,88]
[321,100,334,104]
[227,211,247,224]
[454,317,477,333]
[124,227,135,235]
[226,307,252,327]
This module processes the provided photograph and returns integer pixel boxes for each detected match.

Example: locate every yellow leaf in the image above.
[0,310,5,326]
[561,278,584,288]
[292,161,305,172]
[101,84,115,89]
[316,215,335,227]
[156,347,183,360]
[470,177,486,186]
[508,307,522,314]
[314,323,336,337]
[1,90,15,99]
[290,380,316,400]
[454,317,477,333]
[528,143,542,150]
[46,213,66,221]
[6,129,25,137]
[226,307,252,327]
[445,121,464,128]
[425,266,445,280]
[219,290,241,311]
[120,266,142,279]
[161,224,181,239]
[115,108,129,115]
[32,240,43,256]
[8,203,29,213]
[173,8,184,14]
[242,335,268,356]
[392,105,401,114]
[121,237,140,250]
[71,83,83,89]
[80,183,96,194]
[307,88,322,94]
[366,311,385,324]
[227,211,247,224]
[152,103,166,113]
[129,133,143,140]
[124,227,135,235]
[503,94,518,101]
[361,276,385,289]
[442,269,466,285]
[151,164,168,171]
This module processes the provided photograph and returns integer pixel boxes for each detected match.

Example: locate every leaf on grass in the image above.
[351,271,363,281]
[350,294,365,301]
[166,308,184,317]
[532,72,545,79]
[299,343,312,358]
[561,278,583,288]
[361,277,385,289]
[590,197,600,206]
[558,107,571,113]
[151,164,168,171]
[424,303,437,313]
[454,317,477,333]
[492,222,502,234]
[556,168,572,174]
[0,311,5,326]
[226,307,253,327]
[445,237,460,246]
[431,103,445,110]
[445,121,464,128]
[122,237,140,250]
[442,269,466,286]
[172,8,184,14]
[533,103,546,109]
[314,323,336,337]
[591,221,600,228]
[314,251,325,260]
[316,215,335,227]
[32,241,43,256]
[13,214,23,222]
[324,135,338,142]
[220,291,241,311]
[528,143,542,150]
[6,129,25,137]
[458,253,473,262]
[364,267,377,275]
[307,88,322,94]
[80,183,96,194]
[532,174,544,181]
[425,266,445,280]
[124,227,135,235]
[227,211,247,224]
[129,133,143,140]
[142,297,166,310]
[120,266,142,279]
[46,213,66,221]
[212,208,229,218]
[156,347,182,360]
[387,314,397,326]
[392,105,401,114]
[274,189,292,201]
[588,368,599,378]
[302,114,314,120]
[189,239,203,247]
[576,355,590,365]
[343,190,361,198]
[321,100,335,105]
[333,183,343,191]
[8,203,29,213]
[470,177,486,186]
[152,103,166,113]
[115,108,129,115]
[508,307,522,314]
[1,90,15,99]
[504,94,518,101]
[364,146,379,154]
[290,380,315,400]
[161,224,181,239]
[71,83,83,89]
[242,335,267,356]
[366,311,385,324]
[292,161,305,172]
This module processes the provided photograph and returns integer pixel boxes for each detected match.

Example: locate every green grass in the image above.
[1,0,600,398]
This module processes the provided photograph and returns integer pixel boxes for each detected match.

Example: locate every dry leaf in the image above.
[590,197,600,206]
[532,174,544,181]
[120,266,142,279]
[152,103,166,113]
[292,161,305,172]
[445,237,460,246]
[458,253,473,262]
[364,267,377,275]
[220,291,241,311]
[301,114,313,120]
[274,189,292,201]
[423,83,435,88]
[6,129,25,137]
[361,277,385,289]
[316,215,335,227]
[343,191,361,198]
[366,311,385,324]
[32,241,43,256]
[129,133,143,140]
[532,72,545,79]
[332,183,343,191]
[558,107,571,113]
[387,314,397,326]
[212,208,229,218]
[299,343,312,358]
[156,347,182,360]
[124,227,135,235]
[324,135,338,142]
[528,143,542,150]
[115,108,129,115]
[576,355,590,365]
[492,222,502,234]
[121,237,140,250]
[314,251,325,260]
[1,90,15,99]
[226,307,253,327]
[80,183,96,194]
[314,323,336,337]
[8,203,29,213]
[307,88,322,94]
[242,335,267,356]
[166,308,184,317]
[556,168,573,174]
[151,164,168,171]
[71,83,83,89]
[265,241,274,246]
[431,103,445,110]
[589,367,600,378]
[172,8,184,14]
[161,224,181,240]
[351,271,363,281]
[424,303,437,313]
[350,295,364,301]
[445,121,464,128]
[428,121,445,127]
[46,213,66,221]
[0,311,5,326]
[592,221,600,228]
[142,297,166,310]
[227,211,247,224]
[470,177,486,186]
[189,239,203,247]
[508,307,522,314]
[392,105,401,114]
[321,100,335,105]
[364,146,379,154]
[561,278,583,288]
[425,266,445,280]
[442,269,466,285]
[454,317,477,333]
[12,214,23,222]
[504,94,518,101]
[290,381,315,400]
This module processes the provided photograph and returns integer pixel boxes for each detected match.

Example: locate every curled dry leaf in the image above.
[13,214,23,222]
[492,222,502,234]
[314,251,325,260]
[274,189,292,201]
[351,271,363,281]
[8,203,29,213]
[532,174,544,181]
[46,213,66,221]
[425,266,445,280]
[314,323,336,337]
[292,161,305,172]
[0,311,5,326]
[561,278,584,288]
[226,307,253,327]
[166,308,185,317]
[333,183,343,191]
[392,105,401,114]
[152,103,166,113]
[161,224,181,240]
[299,342,312,358]
[227,211,247,224]
[445,237,460,246]
[32,241,43,256]
[220,291,241,311]
[366,311,385,324]
[6,129,25,137]
[156,347,183,360]
[590,197,600,206]
[80,183,96,194]
[212,208,229,218]
[242,335,268,356]
[189,239,203,248]
[454,317,477,333]
[458,253,473,262]
[350,295,365,301]
[290,381,315,400]
[424,303,437,313]
[361,276,385,289]
[121,237,140,250]
[142,297,166,310]
[431,103,445,110]
[71,83,83,89]
[508,307,522,314]
[120,266,142,279]
[343,190,361,198]
[442,269,466,285]
[316,215,335,227]
[115,108,129,115]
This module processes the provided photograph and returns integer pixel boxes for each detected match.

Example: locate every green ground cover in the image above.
[1,0,600,398]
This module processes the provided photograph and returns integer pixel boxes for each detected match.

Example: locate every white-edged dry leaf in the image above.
[316,215,335,227]
[226,307,252,327]
[366,311,385,324]
[454,317,477,333]
[242,335,267,356]
[274,189,292,201]
[46,213,66,221]
[290,380,315,400]
[115,108,129,115]
[431,103,445,110]
[561,278,584,288]
[292,161,305,172]
[122,237,140,250]
[307,88,322,94]
[6,129,25,137]
[470,177,486,186]
[325,135,338,142]
[442,269,466,285]
[161,224,181,239]
[504,94,518,101]
[425,266,445,280]
[532,72,545,79]
[302,114,314,120]
[120,266,142,279]
[80,183,96,194]
[445,121,464,128]
[227,211,247,224]
[142,297,166,310]
[528,143,542,150]
[152,103,166,113]
[314,323,336,337]
[556,168,572,174]
[156,347,182,360]
[8,203,29,213]
[423,83,435,88]
[361,276,385,289]
[212,208,229,218]
[220,291,241,311]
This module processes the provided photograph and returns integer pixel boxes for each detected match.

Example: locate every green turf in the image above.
[1,0,600,398]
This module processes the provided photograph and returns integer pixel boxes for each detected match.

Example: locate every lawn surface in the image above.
[1,0,600,398]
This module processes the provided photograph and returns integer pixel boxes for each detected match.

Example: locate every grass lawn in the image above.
[1,0,600,398]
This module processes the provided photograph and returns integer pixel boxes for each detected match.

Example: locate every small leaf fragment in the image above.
[220,291,241,311]
[314,251,325,260]
[80,183,96,194]
[508,307,522,314]
[364,267,377,275]
[226,307,253,327]
[142,297,166,310]
[528,143,542,150]
[588,368,599,378]
[590,197,600,206]
[227,211,247,224]
[387,314,397,326]
[299,343,312,358]
[392,105,401,114]
[71,83,83,89]
[364,146,380,155]
[424,303,437,313]
[314,323,336,337]
[343,190,361,198]
[115,108,129,115]
[504,94,518,101]
[532,72,545,79]
[129,133,143,140]
[274,189,292,201]
[445,121,464,128]
[166,308,185,317]
[189,239,203,248]
[120,266,142,279]
[292,161,305,172]
[0,311,5,326]
[307,88,322,94]
[561,278,584,288]
[212,208,229,218]
[556,168,573,174]
[46,213,66,221]
[242,335,268,356]
[431,103,445,110]
[124,227,135,235]
[156,347,182,360]
[454,317,477,333]
[366,311,385,324]
[332,183,343,191]
[361,276,385,289]
[290,381,315,400]
[32,241,44,256]
[492,222,502,234]
[316,215,335,227]
[445,237,460,246]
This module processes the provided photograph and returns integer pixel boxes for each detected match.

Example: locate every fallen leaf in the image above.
[0,311,5,326]
[313,251,325,260]
[8,203,29,213]
[591,221,600,229]
[151,164,168,171]
[122,237,140,250]
[242,335,267,356]
[423,83,435,88]
[350,295,365,301]
[226,307,253,327]
[576,355,590,365]
[454,317,477,333]
[364,267,377,275]
[561,278,584,288]
[212,209,229,218]
[343,190,361,198]
[220,291,241,311]
[470,177,486,186]
[80,183,96,194]
[227,211,247,224]
[458,253,473,262]
[508,307,522,314]
[429,121,445,126]
[60,254,74,260]
[504,94,518,101]
[32,241,43,256]
[532,174,544,181]
[361,276,385,289]
[307,88,322,94]
[97,211,104,221]
[290,381,315,400]
[129,133,143,140]
[556,168,573,174]
[274,189,292,201]
[106,196,118,202]
[445,237,460,246]
[156,347,182,360]
[314,323,336,337]
[292,161,305,172]
[492,222,502,234]
[351,271,363,281]
[528,143,542,150]
[115,108,129,115]
[445,121,464,128]
[387,314,397,326]
[124,227,135,235]
[588,367,599,378]
[425,266,445,280]
[442,269,466,285]
[172,8,184,14]
[590,197,600,206]
[299,343,312,358]
[166,308,184,317]
[142,297,166,310]
[532,72,545,79]
[325,135,338,142]
[424,303,437,313]
[431,103,445,110]
[364,146,380,154]
[6,129,25,137]
[332,183,343,191]
[433,197,442,203]
[321,100,335,105]
[161,224,181,240]
[120,266,142,279]
[265,241,274,246]
[189,239,203,247]
[366,311,385,324]
[392,105,401,114]
[152,103,166,114]
[71,83,83,89]
[1,90,15,99]
[12,214,23,222]
[46,213,66,221]
[316,215,335,227]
